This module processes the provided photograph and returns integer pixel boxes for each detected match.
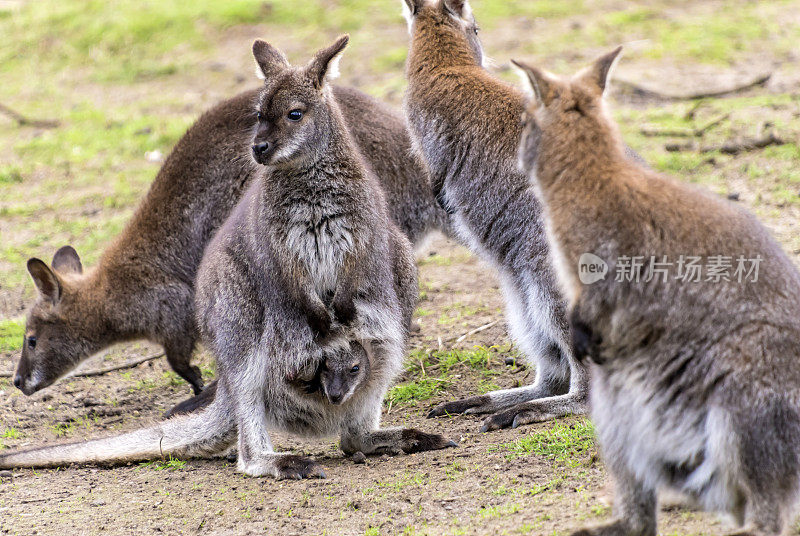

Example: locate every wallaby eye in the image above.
[287,109,303,121]
[350,365,360,374]
[256,111,265,122]
[473,26,479,35]
[27,336,37,349]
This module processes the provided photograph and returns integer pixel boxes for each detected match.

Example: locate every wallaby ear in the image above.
[27,258,62,304]
[579,46,623,94]
[511,59,560,107]
[306,35,349,89]
[442,0,472,19]
[52,245,82,275]
[252,39,290,81]
[402,0,426,17]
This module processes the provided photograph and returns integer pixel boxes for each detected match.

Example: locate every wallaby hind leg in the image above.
[233,371,325,479]
[427,343,573,418]
[480,357,588,431]
[340,401,457,456]
[164,379,218,418]
[571,466,657,536]
[164,340,204,395]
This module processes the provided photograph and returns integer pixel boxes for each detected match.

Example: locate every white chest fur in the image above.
[284,203,355,295]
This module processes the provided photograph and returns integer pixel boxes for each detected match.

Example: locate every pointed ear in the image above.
[579,46,623,93]
[52,245,82,275]
[511,59,560,107]
[252,39,290,81]
[27,258,62,304]
[306,35,349,89]
[402,0,426,16]
[442,0,472,19]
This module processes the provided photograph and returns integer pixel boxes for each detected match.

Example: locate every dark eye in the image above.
[256,111,265,122]
[350,365,360,374]
[287,109,303,121]
[27,336,37,349]
[473,26,479,35]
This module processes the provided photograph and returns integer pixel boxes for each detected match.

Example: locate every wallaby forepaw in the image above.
[427,394,492,418]
[332,298,357,326]
[400,429,458,454]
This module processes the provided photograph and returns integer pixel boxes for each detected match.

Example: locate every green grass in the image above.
[490,419,596,468]
[387,346,515,407]
[139,456,188,471]
[0,318,25,353]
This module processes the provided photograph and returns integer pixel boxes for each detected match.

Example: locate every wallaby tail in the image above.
[0,397,235,469]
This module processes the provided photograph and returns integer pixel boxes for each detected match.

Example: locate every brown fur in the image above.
[516,50,800,536]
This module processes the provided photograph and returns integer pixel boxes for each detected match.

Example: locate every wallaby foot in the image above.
[571,519,653,536]
[427,379,570,419]
[480,392,588,432]
[237,452,326,480]
[164,379,218,418]
[341,428,457,456]
[428,346,574,421]
[427,394,493,418]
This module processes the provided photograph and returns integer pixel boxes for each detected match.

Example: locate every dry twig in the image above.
[0,102,60,128]
[0,353,163,378]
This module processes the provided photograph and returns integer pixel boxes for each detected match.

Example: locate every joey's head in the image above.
[512,47,625,186]
[250,35,349,168]
[319,341,372,405]
[16,246,104,395]
[403,0,484,68]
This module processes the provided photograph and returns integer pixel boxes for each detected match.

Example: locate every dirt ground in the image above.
[2,0,800,535]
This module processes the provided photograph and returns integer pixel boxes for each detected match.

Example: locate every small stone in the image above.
[0,470,13,480]
[90,499,106,507]
[82,397,102,407]
[145,150,164,163]
[727,192,740,201]
[351,451,366,464]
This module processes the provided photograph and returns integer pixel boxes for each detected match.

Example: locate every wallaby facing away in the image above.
[15,69,448,399]
[402,0,583,431]
[1,37,455,478]
[515,49,800,536]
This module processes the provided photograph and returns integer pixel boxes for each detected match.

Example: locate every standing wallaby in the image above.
[1,37,455,478]
[402,0,583,431]
[515,49,800,536]
[14,63,448,399]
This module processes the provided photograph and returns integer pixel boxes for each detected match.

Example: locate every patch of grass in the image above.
[139,456,187,471]
[0,317,25,352]
[2,427,21,440]
[388,346,513,407]
[477,502,521,519]
[491,419,595,468]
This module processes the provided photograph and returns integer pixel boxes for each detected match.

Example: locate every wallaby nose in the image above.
[252,142,270,158]
[13,374,23,390]
[328,391,343,405]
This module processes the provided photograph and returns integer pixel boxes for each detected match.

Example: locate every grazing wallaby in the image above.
[1,37,455,478]
[515,49,800,536]
[402,0,583,431]
[14,67,448,399]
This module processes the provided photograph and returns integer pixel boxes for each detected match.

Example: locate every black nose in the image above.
[13,374,22,389]
[252,142,269,157]
[328,392,343,404]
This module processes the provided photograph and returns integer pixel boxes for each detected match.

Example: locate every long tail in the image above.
[0,397,235,469]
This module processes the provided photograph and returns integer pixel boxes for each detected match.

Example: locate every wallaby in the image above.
[514,49,800,536]
[1,37,455,478]
[401,0,583,431]
[14,60,448,399]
